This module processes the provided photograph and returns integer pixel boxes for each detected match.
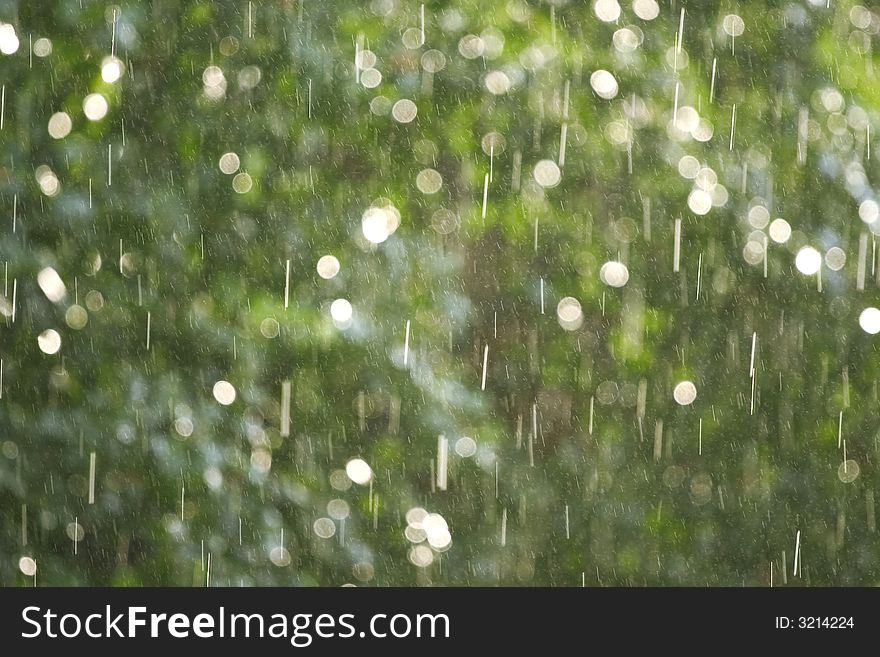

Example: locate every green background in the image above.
[1,0,879,586]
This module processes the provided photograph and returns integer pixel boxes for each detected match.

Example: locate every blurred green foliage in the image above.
[1,0,880,586]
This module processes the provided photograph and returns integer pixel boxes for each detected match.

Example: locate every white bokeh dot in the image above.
[212,380,236,405]
[673,380,697,405]
[859,307,880,334]
[83,93,109,121]
[795,247,821,275]
[37,329,61,354]
[317,255,341,279]
[330,298,353,323]
[599,261,629,288]
[345,458,373,485]
[768,218,791,244]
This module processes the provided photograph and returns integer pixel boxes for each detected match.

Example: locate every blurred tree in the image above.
[1,0,879,586]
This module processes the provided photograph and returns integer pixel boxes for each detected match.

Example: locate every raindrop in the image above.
[599,261,629,287]
[219,36,239,56]
[232,172,253,193]
[859,307,880,334]
[747,204,770,229]
[212,380,236,405]
[391,99,417,123]
[202,65,225,87]
[838,460,860,483]
[65,305,88,330]
[327,498,350,520]
[101,56,124,83]
[633,0,660,20]
[533,160,561,188]
[688,189,712,215]
[37,329,61,355]
[722,14,745,37]
[768,218,791,243]
[409,544,434,567]
[0,23,19,54]
[269,546,291,567]
[401,28,424,49]
[218,152,240,174]
[416,168,442,194]
[431,208,459,234]
[37,267,66,302]
[47,112,72,139]
[317,255,341,279]
[859,199,879,224]
[83,94,108,121]
[556,296,583,331]
[259,317,280,338]
[405,525,427,543]
[361,68,382,88]
[673,380,697,405]
[795,247,822,275]
[454,436,477,457]
[313,517,336,539]
[330,298,353,324]
[33,37,52,57]
[678,155,700,179]
[362,206,397,244]
[825,247,846,271]
[369,96,391,116]
[345,458,372,485]
[427,529,452,550]
[485,70,511,95]
[590,70,619,99]
[458,35,485,59]
[237,65,261,90]
[481,132,506,155]
[675,106,700,133]
[66,521,85,542]
[594,0,621,22]
[406,507,428,527]
[329,469,352,491]
[421,50,446,72]
[18,556,36,576]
